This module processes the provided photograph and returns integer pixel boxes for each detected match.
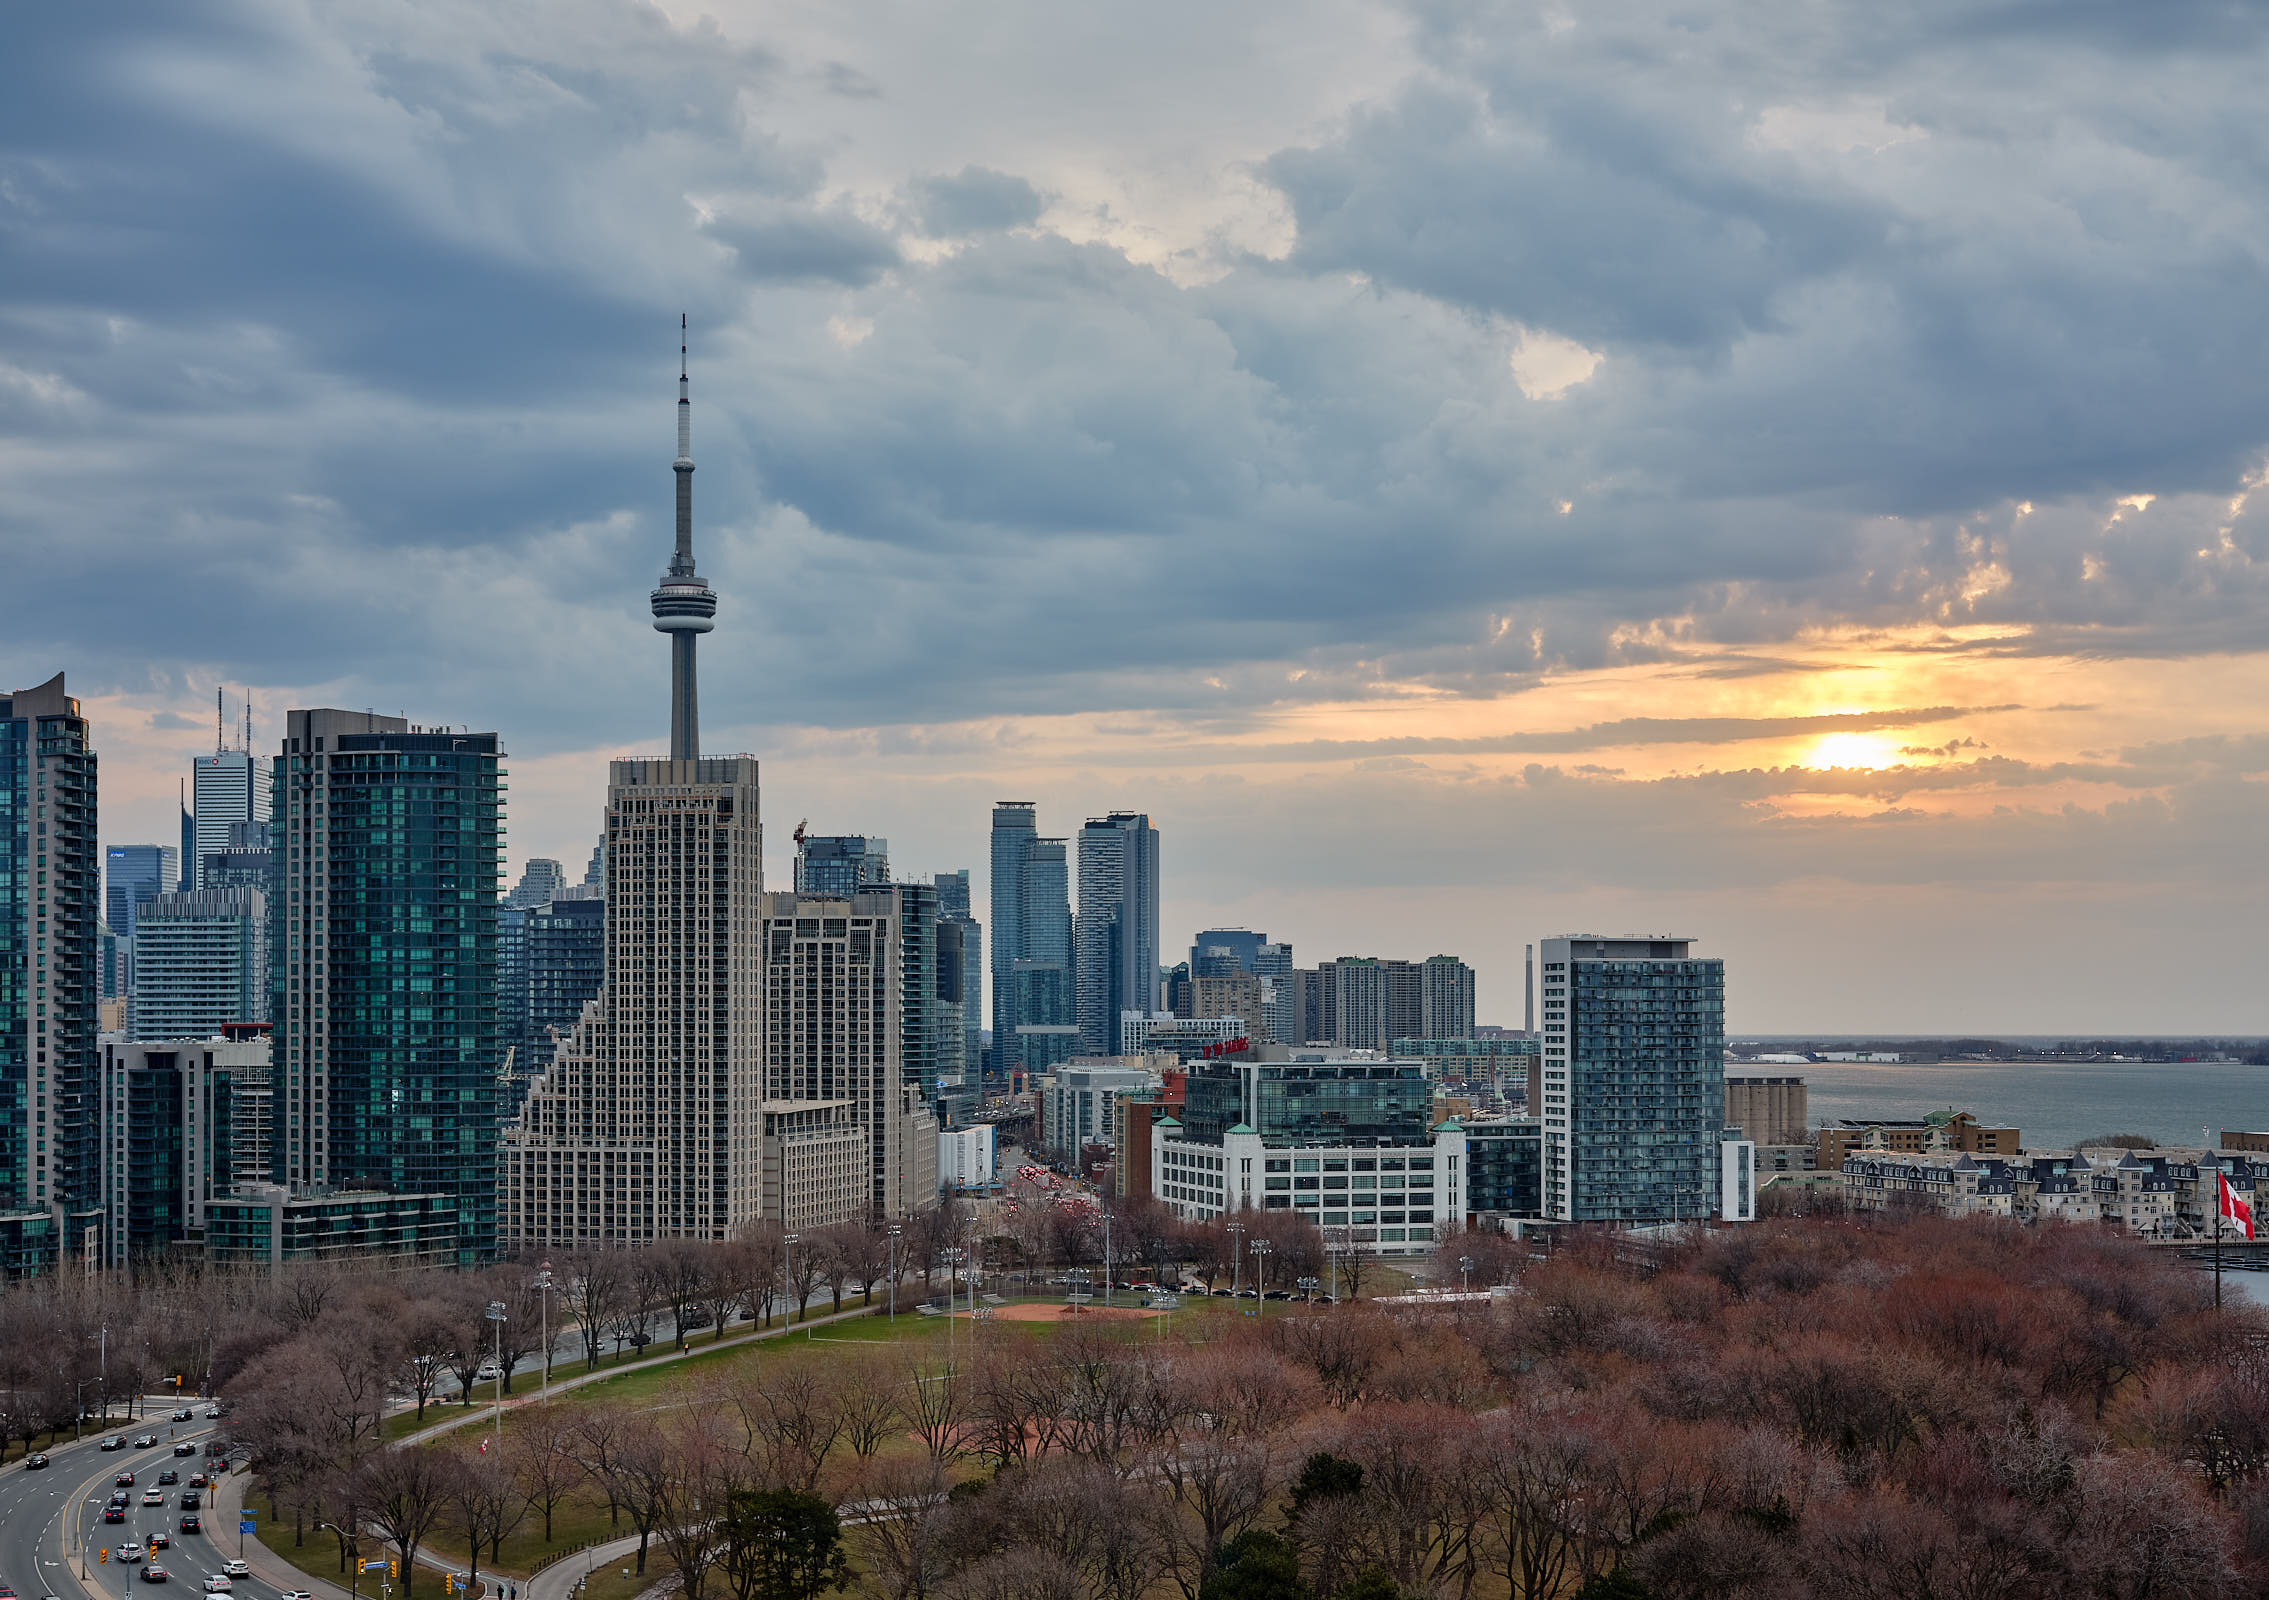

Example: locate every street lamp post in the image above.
[1459,1255,1475,1296]
[1227,1222,1246,1297]
[535,1264,554,1405]
[319,1522,362,1600]
[940,1247,966,1367]
[484,1301,507,1451]
[782,1233,801,1327]
[1246,1238,1273,1315]
[887,1224,902,1325]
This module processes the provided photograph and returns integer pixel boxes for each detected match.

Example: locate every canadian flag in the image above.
[2220,1172,2255,1240]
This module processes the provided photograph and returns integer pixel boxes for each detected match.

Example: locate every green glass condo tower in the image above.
[269,709,502,1265]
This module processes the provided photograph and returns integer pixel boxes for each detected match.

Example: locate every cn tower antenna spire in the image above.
[651,313,717,761]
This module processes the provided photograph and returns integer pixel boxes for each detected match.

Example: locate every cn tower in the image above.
[650,314,718,759]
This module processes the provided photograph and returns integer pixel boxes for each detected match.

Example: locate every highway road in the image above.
[0,1409,292,1600]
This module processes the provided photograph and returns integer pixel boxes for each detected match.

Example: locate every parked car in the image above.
[23,1452,47,1469]
[141,1567,168,1586]
[177,1516,201,1534]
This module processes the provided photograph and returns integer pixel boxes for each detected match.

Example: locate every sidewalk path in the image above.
[398,1305,881,1448]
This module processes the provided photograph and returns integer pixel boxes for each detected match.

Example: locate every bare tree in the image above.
[560,1249,628,1372]
[898,1354,969,1471]
[507,1412,582,1545]
[449,1443,528,1584]
[359,1447,455,1597]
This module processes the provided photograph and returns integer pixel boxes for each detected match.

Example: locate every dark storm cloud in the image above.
[3,0,2269,750]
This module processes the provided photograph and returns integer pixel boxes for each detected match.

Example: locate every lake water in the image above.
[1791,1058,2269,1151]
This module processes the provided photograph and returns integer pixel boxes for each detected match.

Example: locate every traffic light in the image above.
[100,1550,109,1565]
[390,1560,400,1582]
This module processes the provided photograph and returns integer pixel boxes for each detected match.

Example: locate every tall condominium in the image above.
[505,857,568,908]
[759,889,938,1218]
[1322,956,1422,1051]
[506,757,765,1243]
[191,748,271,891]
[795,833,890,896]
[1074,811,1159,1055]
[1536,935,1727,1223]
[99,1034,271,1268]
[1,675,102,1278]
[935,870,982,1085]
[989,804,1075,1075]
[1190,929,1264,975]
[1419,954,1476,1040]
[497,894,605,1119]
[131,886,268,1038]
[270,709,503,1265]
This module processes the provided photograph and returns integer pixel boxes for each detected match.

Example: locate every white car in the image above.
[203,1405,222,1419]
[118,1544,146,1561]
[223,1563,249,1579]
[202,1579,232,1595]
[279,1590,314,1599]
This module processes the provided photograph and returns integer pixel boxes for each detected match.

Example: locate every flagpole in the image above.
[2213,1160,2223,1313]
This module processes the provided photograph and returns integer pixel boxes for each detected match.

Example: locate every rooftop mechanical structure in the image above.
[651,314,718,760]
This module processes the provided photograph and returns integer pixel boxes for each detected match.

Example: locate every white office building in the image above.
[939,1123,998,1189]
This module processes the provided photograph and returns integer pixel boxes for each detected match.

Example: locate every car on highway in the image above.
[101,1436,126,1451]
[187,1473,208,1488]
[24,1452,48,1469]
[173,1408,194,1422]
[173,1443,198,1457]
[203,1405,222,1419]
[133,1434,159,1448]
[202,1577,231,1594]
[119,1543,146,1561]
[149,1534,171,1551]
[141,1567,168,1586]
[158,1470,179,1485]
[142,1490,165,1506]
[181,1492,202,1510]
[223,1562,249,1579]
[279,1589,314,1599]
[177,1516,201,1535]
[105,1507,128,1524]
[117,1471,137,1486]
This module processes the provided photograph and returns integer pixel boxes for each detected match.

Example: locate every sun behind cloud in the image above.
[1804,730,1899,770]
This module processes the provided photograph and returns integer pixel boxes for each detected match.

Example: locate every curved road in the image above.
[0,1407,287,1600]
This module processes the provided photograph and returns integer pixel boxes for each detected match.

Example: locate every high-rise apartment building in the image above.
[935,869,982,1090]
[1190,972,1262,1036]
[1190,929,1264,976]
[1075,812,1159,1055]
[759,889,939,1216]
[505,757,765,1245]
[1,675,102,1278]
[990,805,1075,1076]
[1255,942,1294,1044]
[130,886,268,1038]
[191,749,271,891]
[269,709,503,1265]
[795,833,890,896]
[1536,936,1727,1224]
[498,894,605,1119]
[99,1034,271,1267]
[506,857,568,909]
[1419,954,1476,1041]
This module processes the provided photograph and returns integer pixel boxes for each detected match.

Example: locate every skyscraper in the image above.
[652,314,718,761]
[795,833,891,896]
[506,857,568,908]
[1419,954,1476,1040]
[1074,811,1159,1055]
[130,886,268,1038]
[987,802,1036,1075]
[935,870,982,1083]
[497,894,605,1119]
[1009,834,1076,1074]
[269,710,503,1265]
[1536,935,1727,1223]
[191,749,270,891]
[105,844,177,944]
[1,675,101,1277]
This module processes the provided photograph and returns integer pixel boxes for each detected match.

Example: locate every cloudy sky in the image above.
[5,0,2267,1032]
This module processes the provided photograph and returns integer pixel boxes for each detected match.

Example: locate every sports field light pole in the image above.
[1246,1238,1272,1316]
[1460,1255,1475,1296]
[1297,1275,1318,1305]
[1227,1222,1246,1298]
[782,1233,801,1327]
[887,1224,902,1325]
[484,1301,507,1450]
